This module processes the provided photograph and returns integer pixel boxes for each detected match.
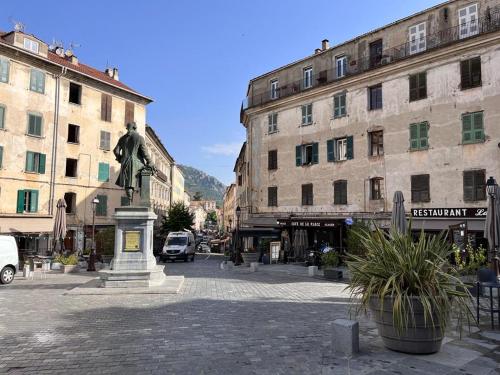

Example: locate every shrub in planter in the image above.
[54,254,79,273]
[321,250,342,280]
[346,225,473,354]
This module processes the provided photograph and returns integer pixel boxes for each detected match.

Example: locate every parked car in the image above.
[0,235,19,284]
[197,242,211,253]
[160,231,196,262]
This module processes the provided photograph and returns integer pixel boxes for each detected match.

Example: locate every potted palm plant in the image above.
[346,225,472,354]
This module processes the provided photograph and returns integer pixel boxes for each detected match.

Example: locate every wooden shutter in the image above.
[0,58,9,83]
[460,60,471,89]
[410,124,419,149]
[340,181,347,204]
[295,145,302,166]
[327,140,334,162]
[98,162,109,181]
[334,181,340,204]
[418,72,427,99]
[346,136,354,159]
[334,96,340,117]
[462,114,473,143]
[38,153,46,174]
[302,185,307,205]
[463,171,474,201]
[29,190,38,212]
[0,106,4,129]
[101,94,112,122]
[301,105,307,124]
[419,122,428,148]
[411,174,429,202]
[97,195,107,216]
[334,180,347,205]
[268,150,277,170]
[268,114,273,133]
[0,145,3,168]
[470,57,481,87]
[125,101,134,125]
[475,170,486,201]
[472,112,484,141]
[16,190,24,213]
[409,74,418,101]
[312,143,319,164]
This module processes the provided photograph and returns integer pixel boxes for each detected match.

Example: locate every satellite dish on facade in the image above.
[55,47,65,57]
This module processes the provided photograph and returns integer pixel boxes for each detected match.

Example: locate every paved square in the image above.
[0,256,498,374]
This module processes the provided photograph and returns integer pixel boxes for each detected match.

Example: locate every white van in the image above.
[0,236,19,284]
[160,231,196,262]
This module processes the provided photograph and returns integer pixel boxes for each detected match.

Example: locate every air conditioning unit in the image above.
[381,56,393,65]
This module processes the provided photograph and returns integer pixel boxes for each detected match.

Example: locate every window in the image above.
[27,114,42,136]
[303,67,313,89]
[268,150,278,170]
[0,105,5,129]
[98,162,110,182]
[268,113,278,133]
[23,38,39,53]
[462,111,484,144]
[463,170,485,201]
[336,56,347,78]
[95,194,108,216]
[25,151,46,174]
[334,180,347,205]
[301,183,313,206]
[409,122,429,150]
[460,57,481,90]
[65,158,78,177]
[270,79,279,99]
[64,192,76,214]
[333,93,346,118]
[67,124,80,143]
[409,72,427,101]
[268,186,278,207]
[296,143,318,166]
[370,178,383,200]
[327,136,353,162]
[69,82,82,104]
[100,131,111,150]
[369,39,383,68]
[125,101,134,125]
[411,174,430,203]
[368,84,382,110]
[459,3,478,39]
[301,103,313,125]
[0,145,3,169]
[16,190,38,213]
[409,22,426,54]
[369,131,384,156]
[238,175,242,186]
[0,57,9,83]
[29,69,45,94]
[101,93,112,122]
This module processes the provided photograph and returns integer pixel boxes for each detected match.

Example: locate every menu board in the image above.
[123,231,141,252]
[270,241,281,263]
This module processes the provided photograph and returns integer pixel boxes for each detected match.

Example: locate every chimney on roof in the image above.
[112,67,119,81]
[105,67,119,81]
[314,48,322,54]
[322,39,329,50]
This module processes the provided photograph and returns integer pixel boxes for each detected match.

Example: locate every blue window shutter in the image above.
[16,190,24,213]
[98,162,109,182]
[346,136,354,160]
[295,145,302,166]
[29,190,38,212]
[38,153,46,174]
[312,143,319,164]
[327,140,334,162]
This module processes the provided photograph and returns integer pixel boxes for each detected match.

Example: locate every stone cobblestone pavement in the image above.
[0,255,499,374]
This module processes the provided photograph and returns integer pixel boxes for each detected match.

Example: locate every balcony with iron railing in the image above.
[242,11,500,111]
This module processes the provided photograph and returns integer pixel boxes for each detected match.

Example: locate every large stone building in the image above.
[0,28,152,254]
[171,165,186,204]
[240,0,500,253]
[222,183,236,233]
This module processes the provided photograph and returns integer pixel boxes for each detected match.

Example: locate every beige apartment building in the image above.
[172,165,186,204]
[0,29,152,254]
[222,183,236,233]
[240,0,500,252]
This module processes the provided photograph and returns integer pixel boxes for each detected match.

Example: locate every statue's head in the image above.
[126,122,137,133]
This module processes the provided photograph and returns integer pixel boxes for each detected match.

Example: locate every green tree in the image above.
[206,210,217,223]
[192,191,203,201]
[161,202,195,235]
[95,227,115,256]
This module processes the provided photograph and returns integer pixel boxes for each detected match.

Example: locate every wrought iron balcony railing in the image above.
[242,10,500,111]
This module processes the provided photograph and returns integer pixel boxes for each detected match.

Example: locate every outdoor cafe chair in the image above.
[476,268,500,329]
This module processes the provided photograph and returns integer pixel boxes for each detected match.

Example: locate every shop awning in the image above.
[0,216,54,234]
[236,227,281,238]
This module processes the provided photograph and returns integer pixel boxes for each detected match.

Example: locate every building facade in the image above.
[190,205,207,232]
[223,183,236,233]
[240,0,500,253]
[171,165,185,205]
[0,29,152,255]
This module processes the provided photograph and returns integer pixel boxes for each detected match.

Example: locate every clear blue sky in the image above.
[3,0,442,185]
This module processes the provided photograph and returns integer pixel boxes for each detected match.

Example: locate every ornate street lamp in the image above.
[486,176,499,275]
[87,197,99,272]
[235,206,241,265]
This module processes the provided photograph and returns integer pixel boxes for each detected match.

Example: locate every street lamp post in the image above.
[486,176,499,276]
[235,206,241,266]
[87,197,99,272]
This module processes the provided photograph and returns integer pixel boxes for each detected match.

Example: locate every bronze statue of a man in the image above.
[113,122,155,203]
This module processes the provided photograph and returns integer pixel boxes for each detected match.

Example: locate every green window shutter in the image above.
[98,162,109,182]
[333,96,339,117]
[101,195,108,216]
[334,182,340,204]
[308,104,313,123]
[0,145,3,168]
[409,124,419,149]
[26,151,34,172]
[16,190,25,213]
[340,94,346,115]
[462,114,473,143]
[268,114,272,133]
[301,105,306,124]
[0,106,4,129]
[346,136,354,160]
[472,112,484,141]
[29,190,39,212]
[38,153,46,174]
[327,140,334,162]
[312,143,319,164]
[30,70,45,93]
[463,172,474,201]
[296,145,302,166]
[419,122,428,148]
[0,58,9,83]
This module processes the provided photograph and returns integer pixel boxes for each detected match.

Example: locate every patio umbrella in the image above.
[484,185,500,272]
[53,198,67,254]
[391,191,407,233]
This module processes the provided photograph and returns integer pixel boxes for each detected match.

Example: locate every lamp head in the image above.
[487,176,497,196]
[236,206,241,219]
[92,197,100,206]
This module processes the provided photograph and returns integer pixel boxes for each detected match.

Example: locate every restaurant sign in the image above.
[411,208,487,218]
[277,219,337,228]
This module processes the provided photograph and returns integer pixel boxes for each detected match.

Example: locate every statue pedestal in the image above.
[99,207,167,288]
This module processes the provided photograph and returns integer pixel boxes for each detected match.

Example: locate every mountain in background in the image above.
[178,165,226,206]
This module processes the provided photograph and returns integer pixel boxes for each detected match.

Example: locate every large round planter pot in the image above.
[241,252,259,267]
[369,297,446,354]
[323,268,343,280]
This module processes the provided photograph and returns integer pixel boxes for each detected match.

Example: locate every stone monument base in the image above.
[99,265,166,288]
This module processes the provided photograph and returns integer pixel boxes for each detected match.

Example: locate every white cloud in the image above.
[201,142,242,156]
